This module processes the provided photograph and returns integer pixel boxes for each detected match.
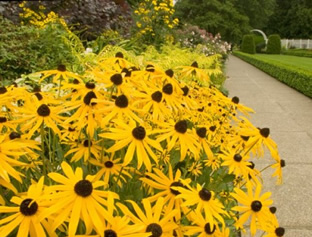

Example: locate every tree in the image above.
[266,0,312,38]
[174,0,250,43]
[234,0,276,29]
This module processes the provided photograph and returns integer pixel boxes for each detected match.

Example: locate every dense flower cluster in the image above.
[0,47,284,236]
[133,0,179,44]
[175,25,232,57]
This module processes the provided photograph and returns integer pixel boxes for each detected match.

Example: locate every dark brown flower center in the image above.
[74,180,93,197]
[231,96,239,104]
[175,120,187,134]
[20,198,38,216]
[104,161,114,168]
[85,81,95,89]
[209,126,216,132]
[73,79,80,84]
[115,52,124,58]
[199,188,212,201]
[251,200,262,212]
[121,68,132,77]
[269,206,277,214]
[204,223,216,234]
[34,92,43,101]
[280,159,286,167]
[170,181,184,195]
[115,95,128,108]
[151,91,162,103]
[110,73,123,86]
[165,69,174,77]
[9,132,21,140]
[146,223,163,237]
[196,127,207,138]
[83,91,97,106]
[260,128,270,138]
[241,135,250,141]
[146,64,155,72]
[0,87,7,94]
[68,127,75,132]
[275,227,285,236]
[37,104,50,117]
[83,140,92,147]
[104,229,117,237]
[248,161,255,169]
[32,85,41,92]
[0,117,7,123]
[132,126,146,140]
[234,154,242,162]
[191,61,198,68]
[57,64,66,72]
[162,83,173,95]
[181,86,189,96]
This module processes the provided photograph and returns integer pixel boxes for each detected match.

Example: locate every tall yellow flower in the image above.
[0,177,57,237]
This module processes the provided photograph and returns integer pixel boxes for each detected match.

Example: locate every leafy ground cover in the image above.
[233,51,312,98]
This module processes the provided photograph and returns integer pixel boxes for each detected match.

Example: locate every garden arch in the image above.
[250,29,268,44]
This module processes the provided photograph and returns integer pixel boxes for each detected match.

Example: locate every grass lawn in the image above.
[248,54,312,73]
[233,51,312,98]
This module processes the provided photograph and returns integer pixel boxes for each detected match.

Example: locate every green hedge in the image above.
[241,35,256,54]
[233,51,312,98]
[282,49,312,58]
[266,34,281,54]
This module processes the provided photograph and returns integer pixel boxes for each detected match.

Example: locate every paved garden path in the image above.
[225,55,312,237]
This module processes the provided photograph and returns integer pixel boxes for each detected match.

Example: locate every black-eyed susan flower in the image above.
[140,165,191,221]
[16,99,64,138]
[89,156,131,187]
[174,183,227,226]
[39,162,119,236]
[101,120,162,171]
[37,64,83,84]
[231,185,273,236]
[220,150,251,179]
[0,177,57,237]
[183,210,224,237]
[100,94,142,126]
[271,159,285,185]
[117,197,178,237]
[65,138,101,163]
[156,120,200,161]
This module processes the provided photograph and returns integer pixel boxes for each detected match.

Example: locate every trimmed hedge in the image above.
[266,34,281,54]
[233,51,312,98]
[241,35,256,54]
[282,49,312,58]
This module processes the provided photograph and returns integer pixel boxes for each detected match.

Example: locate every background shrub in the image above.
[241,34,256,54]
[253,35,266,53]
[266,34,281,54]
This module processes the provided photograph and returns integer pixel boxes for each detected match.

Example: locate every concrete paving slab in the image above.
[225,55,312,236]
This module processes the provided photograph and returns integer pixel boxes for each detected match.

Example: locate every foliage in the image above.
[253,35,266,53]
[241,35,256,54]
[131,0,179,46]
[282,49,312,58]
[266,34,281,54]
[0,0,133,40]
[266,0,312,38]
[0,15,85,82]
[174,0,250,43]
[234,0,276,29]
[0,44,284,237]
[234,51,312,98]
[174,24,232,58]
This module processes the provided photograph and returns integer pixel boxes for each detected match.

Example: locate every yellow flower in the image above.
[231,185,273,236]
[0,177,57,237]
[39,162,118,236]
